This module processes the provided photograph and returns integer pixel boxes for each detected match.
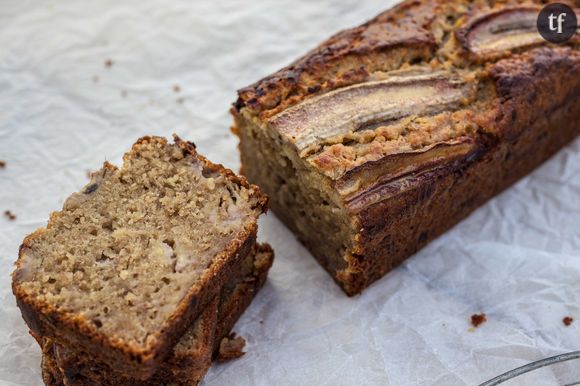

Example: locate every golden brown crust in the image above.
[485,47,580,140]
[234,0,440,118]
[41,338,64,386]
[234,0,580,295]
[12,135,268,378]
[341,47,580,211]
[234,0,578,119]
[212,243,274,354]
[343,95,579,294]
[332,48,580,294]
[50,298,218,386]
[235,2,579,189]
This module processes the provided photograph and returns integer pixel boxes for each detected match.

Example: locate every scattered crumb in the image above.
[0,160,5,168]
[259,320,263,324]
[177,97,185,104]
[217,332,246,362]
[4,210,16,221]
[173,85,181,93]
[105,59,114,68]
[563,316,574,326]
[121,90,128,98]
[471,313,487,328]
[92,75,99,83]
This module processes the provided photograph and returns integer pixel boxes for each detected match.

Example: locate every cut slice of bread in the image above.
[13,135,267,378]
[40,243,274,386]
[43,296,217,386]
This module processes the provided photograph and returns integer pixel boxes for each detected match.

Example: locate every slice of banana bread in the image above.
[232,0,580,295]
[40,244,274,386]
[12,135,267,378]
[50,298,217,386]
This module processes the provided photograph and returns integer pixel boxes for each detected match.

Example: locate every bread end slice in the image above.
[13,135,267,378]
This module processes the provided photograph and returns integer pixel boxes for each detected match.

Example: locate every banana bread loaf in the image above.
[12,135,268,377]
[40,244,274,386]
[232,0,580,295]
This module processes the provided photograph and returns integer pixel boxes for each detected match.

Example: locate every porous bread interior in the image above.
[43,245,274,386]
[238,120,354,276]
[15,138,261,346]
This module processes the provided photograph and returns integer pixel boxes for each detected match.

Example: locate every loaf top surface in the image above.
[234,0,580,210]
[12,136,267,360]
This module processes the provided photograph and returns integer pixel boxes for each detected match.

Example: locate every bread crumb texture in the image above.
[14,136,262,346]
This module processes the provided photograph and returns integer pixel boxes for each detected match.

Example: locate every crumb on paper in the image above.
[563,316,574,326]
[177,97,185,104]
[92,75,99,83]
[217,332,246,363]
[173,85,181,93]
[105,59,114,68]
[470,313,487,328]
[121,90,128,98]
[0,160,6,168]
[4,210,16,221]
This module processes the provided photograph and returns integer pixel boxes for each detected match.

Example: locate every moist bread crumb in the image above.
[39,244,274,386]
[12,135,267,377]
[217,333,246,363]
[563,316,574,327]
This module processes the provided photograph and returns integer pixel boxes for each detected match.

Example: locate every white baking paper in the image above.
[1,1,579,385]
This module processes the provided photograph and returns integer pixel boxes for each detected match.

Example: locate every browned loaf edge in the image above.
[51,298,217,386]
[347,54,579,294]
[12,135,268,378]
[40,244,274,386]
[232,0,580,295]
[41,338,64,386]
[213,243,274,354]
[40,298,215,386]
[233,0,579,115]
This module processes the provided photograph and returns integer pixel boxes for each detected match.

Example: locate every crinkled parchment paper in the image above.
[1,1,579,385]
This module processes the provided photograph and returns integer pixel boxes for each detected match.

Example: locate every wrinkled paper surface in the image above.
[1,1,580,385]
